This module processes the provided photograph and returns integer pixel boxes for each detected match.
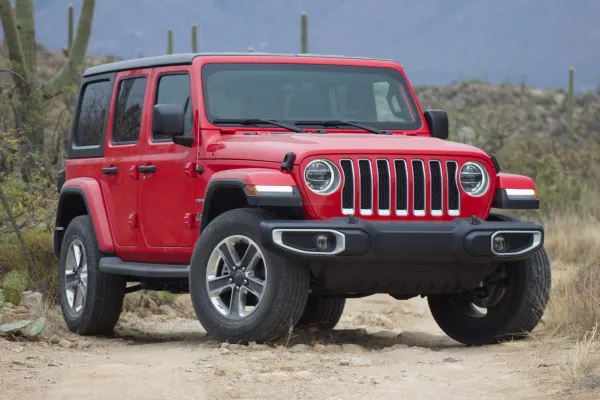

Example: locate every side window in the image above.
[154,73,192,140]
[74,79,113,147]
[112,77,147,143]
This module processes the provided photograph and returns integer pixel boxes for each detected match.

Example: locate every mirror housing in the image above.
[152,104,193,147]
[424,110,449,140]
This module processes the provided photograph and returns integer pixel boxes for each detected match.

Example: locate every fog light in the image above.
[493,235,508,253]
[315,234,331,250]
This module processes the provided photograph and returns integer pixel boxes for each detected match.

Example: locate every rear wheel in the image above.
[427,213,551,345]
[189,208,310,343]
[296,296,346,330]
[58,215,125,335]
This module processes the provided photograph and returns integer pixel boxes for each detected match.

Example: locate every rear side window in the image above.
[154,73,192,140]
[112,77,147,143]
[74,79,113,147]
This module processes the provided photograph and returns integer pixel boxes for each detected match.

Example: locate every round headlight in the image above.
[304,159,341,195]
[459,161,489,197]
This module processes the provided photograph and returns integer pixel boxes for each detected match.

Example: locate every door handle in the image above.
[102,166,118,175]
[137,165,156,173]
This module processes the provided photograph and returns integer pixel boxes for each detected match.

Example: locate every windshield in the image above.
[201,63,422,131]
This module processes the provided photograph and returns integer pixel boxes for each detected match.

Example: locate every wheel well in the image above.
[55,193,89,254]
[201,185,305,230]
[202,186,249,230]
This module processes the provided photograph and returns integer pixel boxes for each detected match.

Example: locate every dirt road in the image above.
[0,294,593,400]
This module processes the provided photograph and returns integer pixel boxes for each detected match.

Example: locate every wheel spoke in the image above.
[65,274,78,289]
[77,282,87,304]
[245,277,265,299]
[72,284,80,308]
[240,245,259,270]
[229,288,243,317]
[73,245,82,270]
[218,242,238,269]
[208,275,233,295]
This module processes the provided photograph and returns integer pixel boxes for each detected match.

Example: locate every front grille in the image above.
[340,157,462,218]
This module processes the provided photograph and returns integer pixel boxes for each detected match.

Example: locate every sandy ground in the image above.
[0,293,597,400]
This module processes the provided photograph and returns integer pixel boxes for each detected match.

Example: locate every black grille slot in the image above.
[394,159,408,213]
[358,159,372,212]
[429,161,442,214]
[376,159,390,214]
[447,161,460,214]
[340,159,354,212]
[412,160,425,213]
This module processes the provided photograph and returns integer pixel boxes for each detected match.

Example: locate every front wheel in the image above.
[428,214,551,346]
[189,208,310,343]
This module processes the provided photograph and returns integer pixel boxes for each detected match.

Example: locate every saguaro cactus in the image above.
[300,12,308,53]
[0,0,96,94]
[68,4,74,50]
[567,66,574,130]
[167,29,174,54]
[191,24,198,52]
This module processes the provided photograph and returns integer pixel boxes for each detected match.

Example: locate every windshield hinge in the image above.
[281,152,296,172]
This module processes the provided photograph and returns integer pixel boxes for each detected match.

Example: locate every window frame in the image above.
[152,72,193,143]
[68,72,116,159]
[110,75,148,146]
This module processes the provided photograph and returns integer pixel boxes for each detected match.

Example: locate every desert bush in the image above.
[0,230,57,295]
[1,269,28,305]
[544,257,600,338]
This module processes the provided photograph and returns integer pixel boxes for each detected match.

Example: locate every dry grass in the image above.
[559,323,600,385]
[543,211,600,268]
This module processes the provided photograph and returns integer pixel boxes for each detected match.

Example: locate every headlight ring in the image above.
[459,161,489,197]
[304,159,341,195]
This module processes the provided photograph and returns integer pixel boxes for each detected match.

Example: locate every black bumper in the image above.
[260,216,544,265]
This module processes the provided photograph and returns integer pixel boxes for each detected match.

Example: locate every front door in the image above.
[101,70,151,248]
[138,67,197,248]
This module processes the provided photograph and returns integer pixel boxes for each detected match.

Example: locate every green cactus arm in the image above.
[45,0,95,93]
[14,0,37,75]
[167,29,174,54]
[191,24,198,52]
[68,4,74,50]
[0,0,28,78]
[301,12,308,53]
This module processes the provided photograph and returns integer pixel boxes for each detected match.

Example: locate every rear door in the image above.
[100,70,151,248]
[138,67,198,248]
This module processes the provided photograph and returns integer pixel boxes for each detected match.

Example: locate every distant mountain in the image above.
[7,0,600,90]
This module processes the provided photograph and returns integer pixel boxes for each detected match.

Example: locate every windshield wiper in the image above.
[295,120,387,135]
[213,118,305,133]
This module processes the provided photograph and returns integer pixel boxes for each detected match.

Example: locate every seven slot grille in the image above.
[339,158,460,217]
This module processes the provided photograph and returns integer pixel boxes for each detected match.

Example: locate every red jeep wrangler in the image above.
[54,53,550,345]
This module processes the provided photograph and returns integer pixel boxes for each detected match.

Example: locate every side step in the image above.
[98,257,189,279]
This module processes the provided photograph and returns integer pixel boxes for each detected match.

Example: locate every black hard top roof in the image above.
[83,52,397,77]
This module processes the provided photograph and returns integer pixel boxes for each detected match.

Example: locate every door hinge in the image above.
[128,213,139,228]
[185,162,197,178]
[184,213,197,229]
[129,165,139,180]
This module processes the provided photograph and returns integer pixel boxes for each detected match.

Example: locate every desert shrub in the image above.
[1,269,29,305]
[0,230,57,296]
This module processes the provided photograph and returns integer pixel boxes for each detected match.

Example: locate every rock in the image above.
[49,334,61,345]
[214,368,226,376]
[158,305,177,317]
[350,356,372,367]
[59,339,75,349]
[21,292,43,310]
[341,344,366,354]
[220,348,230,355]
[372,330,398,339]
[289,344,311,353]
[136,307,152,318]
[257,371,290,382]
[339,359,351,366]
[294,371,313,380]
[220,342,230,349]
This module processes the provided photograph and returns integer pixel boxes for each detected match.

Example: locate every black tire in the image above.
[58,215,125,335]
[427,213,551,346]
[296,296,346,330]
[189,208,310,343]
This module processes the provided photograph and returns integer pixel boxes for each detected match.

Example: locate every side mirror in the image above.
[423,110,449,140]
[152,104,193,147]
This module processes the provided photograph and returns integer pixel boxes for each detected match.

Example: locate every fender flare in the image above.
[55,178,114,255]
[200,169,302,230]
[491,173,539,209]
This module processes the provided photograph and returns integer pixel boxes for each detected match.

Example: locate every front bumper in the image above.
[260,216,544,265]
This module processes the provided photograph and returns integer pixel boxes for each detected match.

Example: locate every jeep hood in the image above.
[206,134,491,165]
